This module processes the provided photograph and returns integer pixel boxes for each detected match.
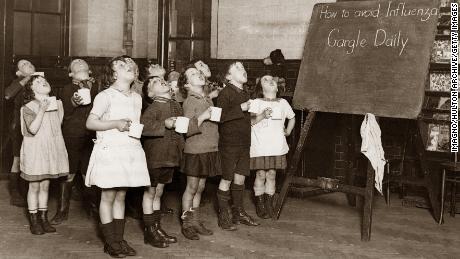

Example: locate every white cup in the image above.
[210,107,222,122]
[46,96,58,111]
[77,88,91,105]
[271,107,282,120]
[175,116,189,134]
[128,122,144,139]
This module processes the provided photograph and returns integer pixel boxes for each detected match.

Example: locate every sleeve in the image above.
[57,100,64,123]
[282,99,295,119]
[22,105,37,135]
[4,80,22,100]
[183,99,201,137]
[216,90,245,123]
[89,92,109,118]
[248,99,261,114]
[59,84,76,117]
[141,105,166,137]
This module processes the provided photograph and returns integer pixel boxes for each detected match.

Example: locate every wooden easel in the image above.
[274,111,376,241]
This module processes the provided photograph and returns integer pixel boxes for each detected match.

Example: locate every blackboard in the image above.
[292,0,440,119]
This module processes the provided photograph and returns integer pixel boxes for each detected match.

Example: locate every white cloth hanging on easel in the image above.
[360,113,386,194]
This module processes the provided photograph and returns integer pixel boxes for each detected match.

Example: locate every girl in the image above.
[249,75,295,218]
[86,56,151,258]
[179,67,217,240]
[20,75,69,235]
[215,61,258,231]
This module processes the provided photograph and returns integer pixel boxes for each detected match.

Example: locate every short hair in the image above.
[23,75,43,104]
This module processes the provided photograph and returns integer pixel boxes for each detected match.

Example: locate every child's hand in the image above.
[208,89,220,99]
[72,92,84,105]
[116,119,131,132]
[199,107,212,122]
[38,99,50,112]
[284,128,292,136]
[240,100,251,112]
[262,107,272,119]
[165,117,176,129]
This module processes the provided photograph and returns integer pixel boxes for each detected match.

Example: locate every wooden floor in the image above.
[0,180,459,259]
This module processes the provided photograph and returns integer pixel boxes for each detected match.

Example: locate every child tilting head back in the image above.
[215,61,259,230]
[248,74,296,219]
[20,74,69,235]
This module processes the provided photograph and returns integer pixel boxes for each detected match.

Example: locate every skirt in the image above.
[85,139,151,188]
[250,155,287,170]
[182,152,222,178]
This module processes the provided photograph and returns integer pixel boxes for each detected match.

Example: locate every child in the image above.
[192,59,222,99]
[215,61,258,231]
[178,67,217,240]
[20,75,69,235]
[86,56,151,257]
[141,76,199,247]
[249,75,295,218]
[5,59,36,207]
[52,59,98,225]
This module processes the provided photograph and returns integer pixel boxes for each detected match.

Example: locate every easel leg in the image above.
[361,161,375,241]
[274,111,316,220]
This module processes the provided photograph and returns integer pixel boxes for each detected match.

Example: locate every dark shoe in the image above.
[181,210,199,240]
[50,181,72,225]
[144,226,168,248]
[182,226,199,240]
[191,209,213,235]
[101,222,126,258]
[156,225,177,244]
[9,173,26,207]
[29,213,45,235]
[38,210,56,233]
[255,195,270,219]
[232,207,259,226]
[112,219,135,256]
[218,209,237,231]
[119,240,136,256]
[104,244,126,258]
[265,194,275,218]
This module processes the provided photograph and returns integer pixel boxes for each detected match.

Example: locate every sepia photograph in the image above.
[0,0,458,258]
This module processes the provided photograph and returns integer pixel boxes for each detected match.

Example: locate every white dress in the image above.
[85,88,150,188]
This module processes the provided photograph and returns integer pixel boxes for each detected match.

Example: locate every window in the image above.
[166,0,212,72]
[13,0,69,56]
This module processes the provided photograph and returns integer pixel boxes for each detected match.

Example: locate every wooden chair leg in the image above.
[361,161,375,242]
[451,182,457,217]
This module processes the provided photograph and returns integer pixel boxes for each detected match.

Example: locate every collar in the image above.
[153,96,173,103]
[72,77,95,89]
[227,83,246,93]
[261,97,280,102]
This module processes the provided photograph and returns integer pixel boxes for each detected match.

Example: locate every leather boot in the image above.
[38,210,56,233]
[153,210,177,244]
[113,219,136,256]
[50,181,72,225]
[232,206,259,226]
[9,173,26,207]
[218,208,237,231]
[181,210,199,240]
[265,194,275,218]
[101,222,126,258]
[191,208,213,235]
[143,213,168,248]
[255,195,270,219]
[217,190,236,231]
[29,212,45,235]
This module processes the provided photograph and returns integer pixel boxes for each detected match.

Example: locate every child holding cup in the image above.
[249,75,295,218]
[140,76,202,248]
[52,58,98,225]
[177,67,218,240]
